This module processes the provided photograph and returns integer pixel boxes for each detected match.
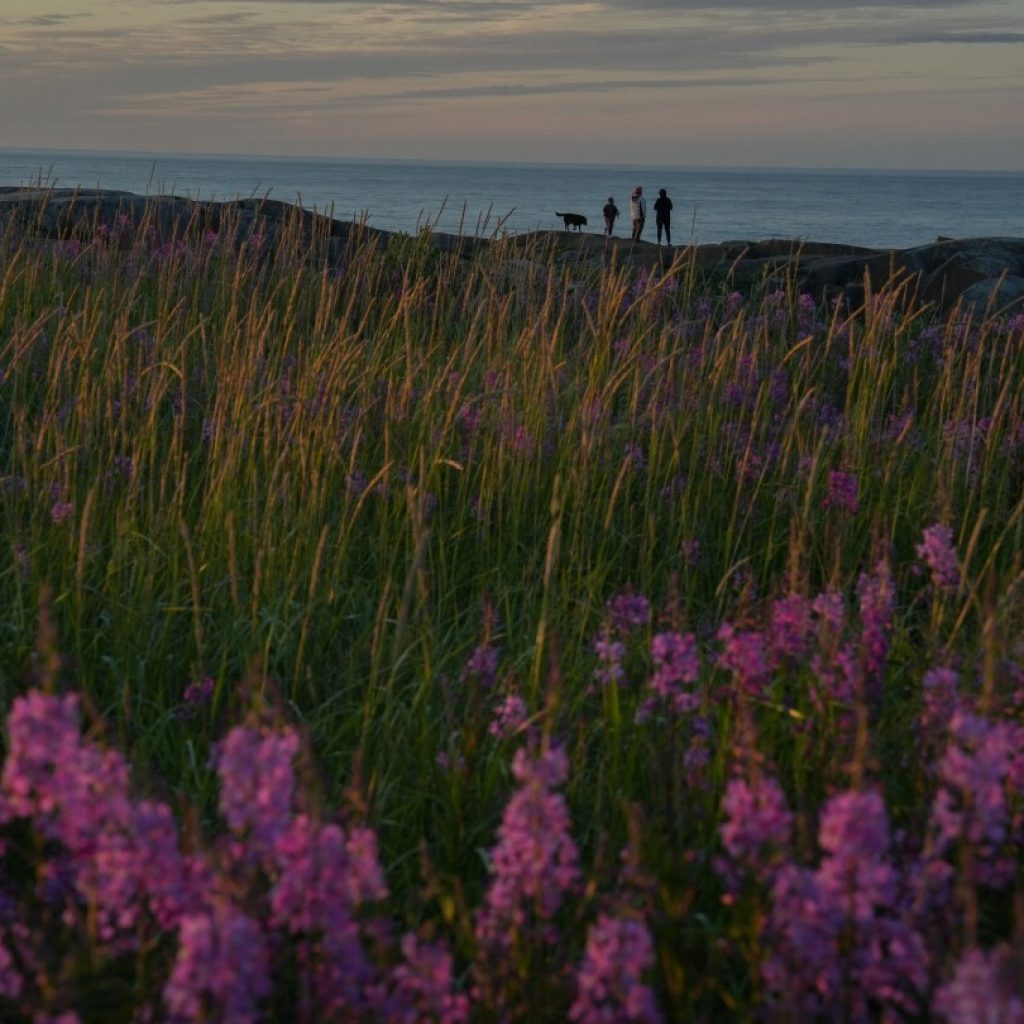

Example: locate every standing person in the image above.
[654,188,673,246]
[630,186,646,242]
[602,196,620,236]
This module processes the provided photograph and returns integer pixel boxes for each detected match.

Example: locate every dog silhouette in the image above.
[555,212,587,231]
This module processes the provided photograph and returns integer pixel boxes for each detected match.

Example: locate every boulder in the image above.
[958,275,1024,319]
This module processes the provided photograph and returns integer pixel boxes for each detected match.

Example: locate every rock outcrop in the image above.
[2,187,1022,318]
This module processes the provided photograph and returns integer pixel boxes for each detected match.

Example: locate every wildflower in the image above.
[717,623,772,697]
[718,774,792,888]
[270,815,385,1014]
[216,726,301,862]
[816,790,896,916]
[920,667,960,734]
[930,710,1023,887]
[475,744,580,953]
[606,592,650,634]
[812,589,845,636]
[391,933,470,1024]
[917,523,960,592]
[644,631,700,716]
[933,945,1024,1024]
[0,930,21,999]
[769,594,814,661]
[763,789,928,1021]
[164,905,271,1024]
[569,914,663,1024]
[461,644,500,689]
[593,629,626,688]
[183,676,215,707]
[489,694,529,739]
[2,692,83,818]
[769,369,789,407]
[857,561,895,681]
[50,500,74,523]
[822,469,859,514]
[796,292,818,332]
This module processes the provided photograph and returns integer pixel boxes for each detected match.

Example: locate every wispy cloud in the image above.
[1,0,1021,167]
[893,29,1024,43]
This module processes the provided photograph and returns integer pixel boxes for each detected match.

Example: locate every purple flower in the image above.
[917,523,961,592]
[489,694,529,739]
[2,692,82,818]
[390,933,470,1024]
[816,790,896,917]
[717,623,772,697]
[812,589,845,636]
[461,644,500,688]
[476,744,580,953]
[593,629,626,688]
[769,594,815,660]
[822,470,859,514]
[569,914,663,1024]
[763,789,928,1021]
[797,292,818,332]
[641,631,700,717]
[933,946,1024,1024]
[606,592,650,634]
[50,500,74,523]
[857,561,895,681]
[270,815,385,1014]
[216,726,300,861]
[183,676,215,707]
[0,930,22,999]
[78,798,194,939]
[930,710,1023,886]
[718,774,792,883]
[921,666,960,734]
[164,905,271,1024]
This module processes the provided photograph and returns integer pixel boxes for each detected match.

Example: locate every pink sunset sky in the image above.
[0,0,1022,169]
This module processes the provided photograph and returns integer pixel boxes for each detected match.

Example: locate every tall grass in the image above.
[1,200,1023,1020]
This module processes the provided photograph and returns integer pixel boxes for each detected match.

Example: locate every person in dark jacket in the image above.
[654,188,673,246]
[602,197,620,236]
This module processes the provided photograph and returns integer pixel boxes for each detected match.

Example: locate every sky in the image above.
[0,0,1022,170]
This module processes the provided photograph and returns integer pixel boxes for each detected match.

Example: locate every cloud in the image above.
[2,0,1021,168]
[612,0,989,7]
[894,30,1024,43]
[0,13,84,28]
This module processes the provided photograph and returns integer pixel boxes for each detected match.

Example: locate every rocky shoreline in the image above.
[3,186,1023,318]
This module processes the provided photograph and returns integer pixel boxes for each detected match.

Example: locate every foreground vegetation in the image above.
[1,204,1023,1021]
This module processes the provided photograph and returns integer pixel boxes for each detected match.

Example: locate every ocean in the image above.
[2,148,1022,250]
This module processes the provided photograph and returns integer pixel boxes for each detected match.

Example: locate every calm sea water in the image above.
[2,148,1022,250]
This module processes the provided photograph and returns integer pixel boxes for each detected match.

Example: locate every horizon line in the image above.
[1,145,1021,178]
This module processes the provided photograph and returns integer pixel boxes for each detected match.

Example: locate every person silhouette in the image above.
[602,196,620,236]
[630,186,646,242]
[654,188,673,246]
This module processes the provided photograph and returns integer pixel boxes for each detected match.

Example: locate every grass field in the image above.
[1,204,1023,1021]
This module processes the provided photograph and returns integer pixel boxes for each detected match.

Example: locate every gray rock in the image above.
[958,275,1024,319]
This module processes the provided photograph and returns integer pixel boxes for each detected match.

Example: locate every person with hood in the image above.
[654,188,674,246]
[630,186,647,242]
[602,196,620,236]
